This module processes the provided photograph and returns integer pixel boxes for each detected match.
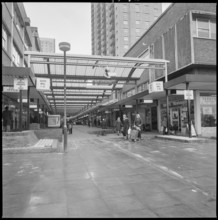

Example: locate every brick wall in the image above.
[177,13,192,69]
[126,3,216,59]
[164,26,176,74]
[194,38,216,64]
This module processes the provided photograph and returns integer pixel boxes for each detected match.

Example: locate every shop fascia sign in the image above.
[3,86,19,93]
[123,105,133,108]
[184,90,193,100]
[93,80,116,85]
[14,77,28,90]
[148,81,164,93]
[36,77,50,91]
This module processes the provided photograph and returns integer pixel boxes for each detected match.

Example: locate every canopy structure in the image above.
[24,51,169,117]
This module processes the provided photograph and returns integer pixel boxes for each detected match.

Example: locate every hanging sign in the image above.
[148,81,163,93]
[14,77,28,90]
[36,78,50,91]
[184,90,193,100]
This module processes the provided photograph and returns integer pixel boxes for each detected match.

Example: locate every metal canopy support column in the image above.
[37,99,40,124]
[186,82,191,138]
[19,90,23,131]
[166,89,169,134]
[135,99,138,113]
[165,62,169,134]
[119,105,122,118]
[27,86,30,130]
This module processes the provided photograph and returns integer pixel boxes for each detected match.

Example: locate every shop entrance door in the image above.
[151,106,157,130]
[170,107,181,132]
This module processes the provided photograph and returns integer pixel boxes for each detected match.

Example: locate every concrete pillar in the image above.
[166,89,169,134]
[19,90,22,131]
[37,99,40,123]
[186,82,191,138]
[194,90,201,136]
[157,99,161,133]
[27,86,30,130]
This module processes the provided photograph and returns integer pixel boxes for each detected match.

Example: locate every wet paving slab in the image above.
[2,125,216,217]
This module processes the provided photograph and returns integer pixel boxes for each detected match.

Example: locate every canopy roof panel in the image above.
[25,51,169,115]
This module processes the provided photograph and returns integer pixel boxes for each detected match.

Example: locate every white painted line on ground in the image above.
[101,139,214,200]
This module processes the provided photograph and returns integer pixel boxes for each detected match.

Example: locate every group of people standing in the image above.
[115,113,142,142]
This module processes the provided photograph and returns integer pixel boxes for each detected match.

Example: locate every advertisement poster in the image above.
[48,115,61,127]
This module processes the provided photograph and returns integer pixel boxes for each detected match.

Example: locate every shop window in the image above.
[123,20,128,25]
[200,95,216,127]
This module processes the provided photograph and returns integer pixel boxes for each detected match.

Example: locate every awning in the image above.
[164,74,216,90]
[24,51,169,116]
[2,66,51,110]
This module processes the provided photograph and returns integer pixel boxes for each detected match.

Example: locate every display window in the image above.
[200,94,216,127]
[160,95,194,134]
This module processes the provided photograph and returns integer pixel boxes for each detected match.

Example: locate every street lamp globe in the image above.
[59,42,71,52]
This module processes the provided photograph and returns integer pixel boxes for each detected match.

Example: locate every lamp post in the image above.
[59,42,70,152]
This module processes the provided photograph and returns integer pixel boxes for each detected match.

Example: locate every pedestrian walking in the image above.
[102,118,106,129]
[162,116,168,135]
[68,122,73,134]
[134,113,142,141]
[2,105,13,132]
[115,117,123,135]
[122,114,130,140]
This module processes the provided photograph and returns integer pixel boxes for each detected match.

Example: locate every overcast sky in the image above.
[24,3,172,55]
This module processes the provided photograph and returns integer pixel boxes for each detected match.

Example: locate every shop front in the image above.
[160,95,194,136]
[199,93,216,137]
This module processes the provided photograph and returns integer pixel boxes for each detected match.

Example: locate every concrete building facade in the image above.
[120,3,216,137]
[2,2,50,131]
[91,3,162,56]
[40,37,55,53]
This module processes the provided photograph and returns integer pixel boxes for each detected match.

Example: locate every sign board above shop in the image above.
[36,78,50,91]
[3,86,19,93]
[14,77,28,90]
[184,90,194,100]
[148,81,164,93]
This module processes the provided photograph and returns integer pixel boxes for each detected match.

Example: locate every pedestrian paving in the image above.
[2,125,216,217]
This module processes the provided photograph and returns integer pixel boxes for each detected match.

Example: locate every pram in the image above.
[130,128,138,141]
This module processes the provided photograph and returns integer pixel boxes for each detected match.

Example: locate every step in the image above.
[3,139,59,154]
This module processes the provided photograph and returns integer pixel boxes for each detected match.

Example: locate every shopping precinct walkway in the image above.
[3,125,216,217]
